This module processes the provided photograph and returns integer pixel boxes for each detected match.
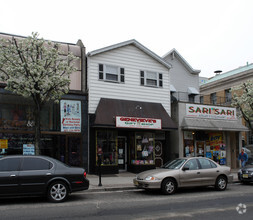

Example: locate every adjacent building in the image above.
[0,33,89,169]
[200,63,253,166]
[163,50,248,169]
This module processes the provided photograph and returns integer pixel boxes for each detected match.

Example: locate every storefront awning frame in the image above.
[181,117,249,132]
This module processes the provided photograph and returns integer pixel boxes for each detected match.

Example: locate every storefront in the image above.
[0,90,88,169]
[89,98,177,174]
[178,103,249,169]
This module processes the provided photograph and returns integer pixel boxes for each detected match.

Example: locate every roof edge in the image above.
[87,39,172,70]
[163,48,201,74]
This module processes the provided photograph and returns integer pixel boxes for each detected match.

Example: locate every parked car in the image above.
[238,160,253,183]
[133,157,233,195]
[0,155,89,202]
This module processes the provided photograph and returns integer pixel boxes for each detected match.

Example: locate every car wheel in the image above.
[48,181,69,203]
[161,178,177,195]
[215,176,227,191]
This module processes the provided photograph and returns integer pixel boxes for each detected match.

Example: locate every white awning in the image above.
[188,87,199,95]
[170,84,176,92]
[181,117,249,131]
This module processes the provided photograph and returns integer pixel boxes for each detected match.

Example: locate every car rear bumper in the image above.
[228,174,233,183]
[133,178,161,189]
[71,179,89,192]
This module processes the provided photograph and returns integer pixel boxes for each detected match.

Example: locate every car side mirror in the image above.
[182,167,189,171]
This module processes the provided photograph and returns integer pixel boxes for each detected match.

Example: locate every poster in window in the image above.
[60,100,81,132]
[23,144,35,155]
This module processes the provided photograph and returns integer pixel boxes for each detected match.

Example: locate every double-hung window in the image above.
[140,71,163,87]
[99,64,124,83]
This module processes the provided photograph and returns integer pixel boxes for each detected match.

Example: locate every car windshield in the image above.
[161,159,187,169]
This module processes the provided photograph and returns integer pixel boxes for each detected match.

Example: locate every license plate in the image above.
[243,174,249,178]
[134,179,138,186]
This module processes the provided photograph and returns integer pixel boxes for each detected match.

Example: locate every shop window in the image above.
[131,132,155,165]
[96,130,117,166]
[0,93,55,131]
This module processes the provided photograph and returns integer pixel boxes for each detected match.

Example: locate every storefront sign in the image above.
[23,144,35,155]
[60,100,81,132]
[116,116,162,129]
[0,139,8,149]
[186,104,236,120]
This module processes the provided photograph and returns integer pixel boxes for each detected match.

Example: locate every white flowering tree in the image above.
[232,80,253,131]
[0,33,77,155]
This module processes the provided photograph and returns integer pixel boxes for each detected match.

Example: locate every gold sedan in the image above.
[133,157,233,195]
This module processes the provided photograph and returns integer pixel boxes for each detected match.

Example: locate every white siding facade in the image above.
[88,45,171,115]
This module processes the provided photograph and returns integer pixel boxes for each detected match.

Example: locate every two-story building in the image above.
[87,39,177,174]
[163,49,248,169]
[0,33,89,169]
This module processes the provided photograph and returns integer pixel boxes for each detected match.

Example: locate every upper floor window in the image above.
[200,96,204,104]
[225,89,232,103]
[210,93,217,105]
[99,64,124,83]
[140,71,163,88]
[188,94,195,103]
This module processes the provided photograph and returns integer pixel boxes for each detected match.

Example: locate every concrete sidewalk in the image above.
[87,169,239,192]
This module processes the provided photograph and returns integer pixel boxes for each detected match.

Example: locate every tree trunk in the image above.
[34,105,41,155]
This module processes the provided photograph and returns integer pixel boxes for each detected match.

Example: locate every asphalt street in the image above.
[0,182,252,220]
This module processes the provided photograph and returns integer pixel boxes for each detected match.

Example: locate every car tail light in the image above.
[83,171,87,178]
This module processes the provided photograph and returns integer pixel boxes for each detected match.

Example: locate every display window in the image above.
[207,132,226,165]
[0,93,55,131]
[183,131,226,165]
[96,130,117,166]
[131,132,155,165]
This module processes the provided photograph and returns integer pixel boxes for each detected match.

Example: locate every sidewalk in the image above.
[87,170,239,192]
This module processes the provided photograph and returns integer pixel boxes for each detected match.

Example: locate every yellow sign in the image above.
[0,139,8,149]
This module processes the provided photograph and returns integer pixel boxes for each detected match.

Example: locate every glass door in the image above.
[118,137,127,171]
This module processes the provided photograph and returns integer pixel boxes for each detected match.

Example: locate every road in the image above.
[0,183,252,220]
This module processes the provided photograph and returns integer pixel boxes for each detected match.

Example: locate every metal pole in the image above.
[98,155,102,186]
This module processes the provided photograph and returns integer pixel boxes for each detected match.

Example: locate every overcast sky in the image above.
[1,0,253,77]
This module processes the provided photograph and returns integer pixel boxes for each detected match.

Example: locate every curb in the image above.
[87,180,240,193]
[88,186,136,192]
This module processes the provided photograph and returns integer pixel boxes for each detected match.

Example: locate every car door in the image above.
[0,157,21,195]
[197,158,219,185]
[19,157,54,194]
[179,159,202,187]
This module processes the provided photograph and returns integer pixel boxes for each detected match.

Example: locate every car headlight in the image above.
[145,176,158,181]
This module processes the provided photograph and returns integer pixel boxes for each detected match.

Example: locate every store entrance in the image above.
[59,135,82,167]
[118,137,127,171]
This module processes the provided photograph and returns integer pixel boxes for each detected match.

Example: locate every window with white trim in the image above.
[140,71,163,87]
[99,64,124,83]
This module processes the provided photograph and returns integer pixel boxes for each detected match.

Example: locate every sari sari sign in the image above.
[116,116,161,130]
[186,104,236,120]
